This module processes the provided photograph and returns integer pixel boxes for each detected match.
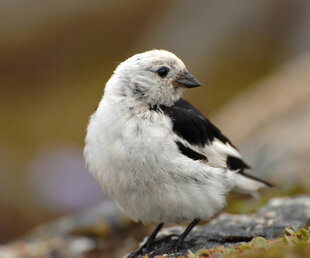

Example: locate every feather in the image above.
[161,98,271,188]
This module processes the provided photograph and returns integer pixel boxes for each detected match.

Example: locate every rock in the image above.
[0,201,129,258]
[133,195,310,257]
[1,195,310,258]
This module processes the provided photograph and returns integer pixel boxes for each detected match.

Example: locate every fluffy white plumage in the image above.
[84,50,268,225]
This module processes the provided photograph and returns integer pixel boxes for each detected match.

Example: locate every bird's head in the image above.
[105,50,201,107]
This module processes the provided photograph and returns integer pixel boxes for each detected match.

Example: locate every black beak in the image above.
[176,71,202,88]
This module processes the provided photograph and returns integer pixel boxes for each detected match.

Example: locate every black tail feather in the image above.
[239,171,274,187]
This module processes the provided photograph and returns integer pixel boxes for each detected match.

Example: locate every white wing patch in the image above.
[173,132,242,169]
[203,139,242,169]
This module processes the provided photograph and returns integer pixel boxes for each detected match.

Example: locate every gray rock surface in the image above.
[1,195,310,258]
[134,195,310,257]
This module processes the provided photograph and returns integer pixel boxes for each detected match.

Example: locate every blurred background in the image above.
[1,0,310,245]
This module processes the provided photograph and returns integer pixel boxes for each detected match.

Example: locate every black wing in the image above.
[160,98,273,188]
[160,98,235,147]
[160,98,249,170]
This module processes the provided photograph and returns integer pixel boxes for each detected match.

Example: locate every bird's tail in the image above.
[227,170,273,198]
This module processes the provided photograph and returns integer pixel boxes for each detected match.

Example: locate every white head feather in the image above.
[104,50,189,107]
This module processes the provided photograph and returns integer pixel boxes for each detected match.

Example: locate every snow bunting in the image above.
[84,50,272,256]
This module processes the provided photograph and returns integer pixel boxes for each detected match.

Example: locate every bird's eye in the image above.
[156,67,169,78]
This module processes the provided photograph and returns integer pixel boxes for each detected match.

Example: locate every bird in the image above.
[83,49,272,257]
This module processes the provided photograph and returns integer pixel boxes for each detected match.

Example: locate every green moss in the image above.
[189,227,310,258]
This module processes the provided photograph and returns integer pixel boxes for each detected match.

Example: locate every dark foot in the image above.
[127,222,164,258]
[171,218,200,251]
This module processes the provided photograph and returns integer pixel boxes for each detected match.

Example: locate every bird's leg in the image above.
[175,218,200,249]
[145,222,164,250]
[128,222,164,258]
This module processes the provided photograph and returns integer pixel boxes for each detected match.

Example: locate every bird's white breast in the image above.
[84,95,230,224]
